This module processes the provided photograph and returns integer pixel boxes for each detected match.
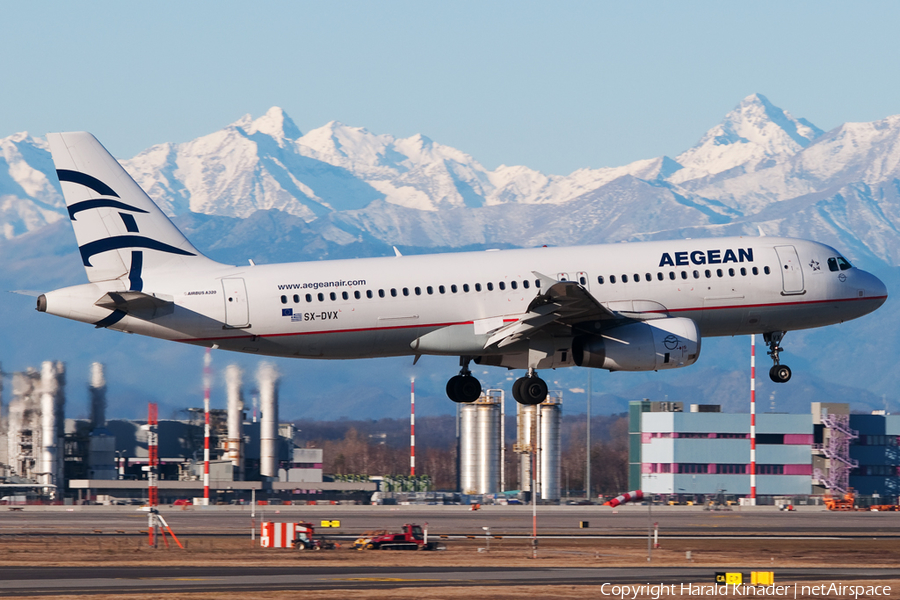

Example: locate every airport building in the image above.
[629,400,900,500]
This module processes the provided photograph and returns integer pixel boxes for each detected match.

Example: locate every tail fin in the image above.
[47,132,220,288]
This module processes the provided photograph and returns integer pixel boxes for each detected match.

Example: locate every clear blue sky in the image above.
[2,1,899,175]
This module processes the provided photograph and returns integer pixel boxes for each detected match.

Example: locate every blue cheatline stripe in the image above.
[79,235,196,267]
[120,212,139,232]
[56,169,119,197]
[129,251,144,292]
[93,309,127,329]
[67,199,150,221]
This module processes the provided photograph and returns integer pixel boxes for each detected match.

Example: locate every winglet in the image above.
[758,226,766,237]
[393,246,403,257]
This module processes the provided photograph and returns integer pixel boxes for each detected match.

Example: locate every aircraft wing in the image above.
[484,272,617,349]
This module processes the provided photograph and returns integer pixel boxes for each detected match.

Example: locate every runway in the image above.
[2,504,899,537]
[0,566,898,596]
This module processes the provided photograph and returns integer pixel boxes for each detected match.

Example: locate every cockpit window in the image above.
[828,257,852,272]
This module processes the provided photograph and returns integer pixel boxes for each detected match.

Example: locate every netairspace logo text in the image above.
[599,582,892,599]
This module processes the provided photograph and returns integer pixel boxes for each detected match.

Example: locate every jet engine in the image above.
[573,317,701,372]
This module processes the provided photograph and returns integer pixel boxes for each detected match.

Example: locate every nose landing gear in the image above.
[512,370,548,405]
[764,331,792,383]
[446,357,482,403]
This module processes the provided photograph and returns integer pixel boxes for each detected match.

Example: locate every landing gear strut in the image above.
[764,331,792,383]
[512,369,548,405]
[446,357,482,403]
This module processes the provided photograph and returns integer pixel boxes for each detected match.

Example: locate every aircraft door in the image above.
[774,245,805,295]
[576,271,590,291]
[222,278,250,328]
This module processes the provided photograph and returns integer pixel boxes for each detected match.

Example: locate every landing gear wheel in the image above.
[514,375,548,405]
[446,375,482,403]
[769,364,792,383]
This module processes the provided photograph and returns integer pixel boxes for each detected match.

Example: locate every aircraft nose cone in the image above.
[870,273,888,307]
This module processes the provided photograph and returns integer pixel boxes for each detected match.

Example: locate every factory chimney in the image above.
[225,364,244,479]
[257,362,279,479]
[39,361,62,494]
[89,362,107,430]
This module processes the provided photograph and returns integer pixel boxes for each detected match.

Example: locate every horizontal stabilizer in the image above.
[95,291,174,315]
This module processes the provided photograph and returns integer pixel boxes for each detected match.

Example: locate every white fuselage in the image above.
[41,235,887,363]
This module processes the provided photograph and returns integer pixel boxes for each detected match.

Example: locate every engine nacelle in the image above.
[573,317,701,372]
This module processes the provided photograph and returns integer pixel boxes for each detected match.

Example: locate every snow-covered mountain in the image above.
[3,94,900,418]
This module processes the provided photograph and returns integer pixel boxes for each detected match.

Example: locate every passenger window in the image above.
[499,281,505,290]
[764,266,770,275]
[306,294,313,302]
[280,295,287,304]
[740,268,747,276]
[523,280,530,289]
[728,268,735,277]
[657,273,663,281]
[598,276,604,284]
[427,286,433,295]
[415,287,421,296]
[693,270,700,279]
[475,283,482,292]
[354,291,360,300]
[367,290,373,299]
[318,293,325,302]
[510,281,517,290]
[752,267,758,275]
[463,284,470,293]
[451,285,458,293]
[645,273,652,282]
[487,282,493,291]
[622,274,629,283]
[439,285,446,294]
[634,274,640,282]
[704,270,711,278]
[610,275,617,284]
[681,271,688,280]
[717,269,723,278]
[378,289,385,298]
[342,291,349,300]
[535,279,541,288]
[391,289,397,297]
[669,272,676,280]
[292,294,299,303]
[402,288,409,296]
[330,292,336,301]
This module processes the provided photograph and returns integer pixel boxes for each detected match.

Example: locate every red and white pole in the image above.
[410,378,416,480]
[148,402,158,546]
[750,334,757,503]
[203,348,212,505]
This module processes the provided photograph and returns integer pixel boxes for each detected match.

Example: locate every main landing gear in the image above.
[764,331,792,384]
[512,370,548,405]
[446,357,482,403]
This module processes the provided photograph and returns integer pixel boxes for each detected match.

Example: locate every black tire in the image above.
[447,375,481,403]
[770,364,792,383]
[512,377,525,404]
[446,375,463,402]
[457,375,482,402]
[294,541,306,551]
[521,376,548,405]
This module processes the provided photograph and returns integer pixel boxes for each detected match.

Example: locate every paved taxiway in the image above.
[1,566,898,596]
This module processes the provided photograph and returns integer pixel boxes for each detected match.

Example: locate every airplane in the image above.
[36,132,888,405]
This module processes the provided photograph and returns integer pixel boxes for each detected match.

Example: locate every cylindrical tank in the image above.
[257,362,279,478]
[225,364,244,479]
[476,400,500,494]
[89,362,106,430]
[517,404,536,492]
[40,361,59,491]
[459,404,478,494]
[539,401,562,501]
